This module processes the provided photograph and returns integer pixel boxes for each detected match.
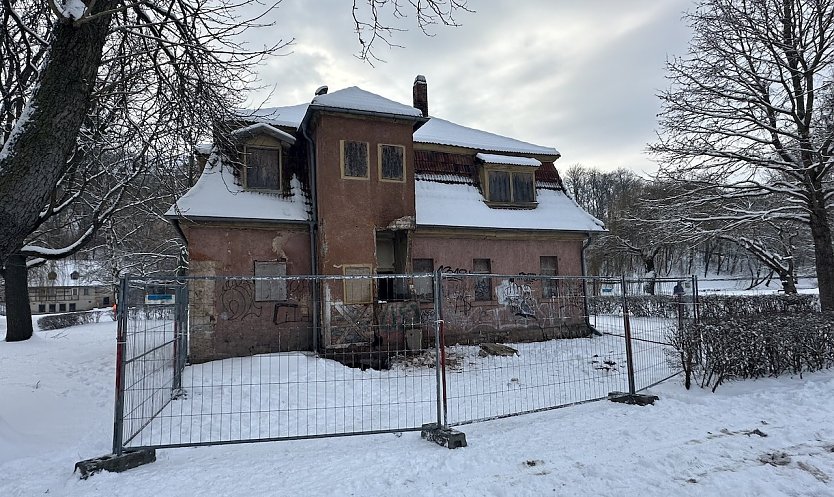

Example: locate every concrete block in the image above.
[421,423,467,449]
[74,449,156,479]
[608,391,659,406]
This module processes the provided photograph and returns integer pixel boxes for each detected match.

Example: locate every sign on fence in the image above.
[144,294,175,305]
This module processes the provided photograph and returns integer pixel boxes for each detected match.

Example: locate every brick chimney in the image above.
[413,75,428,117]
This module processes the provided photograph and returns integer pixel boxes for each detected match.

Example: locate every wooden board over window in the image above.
[379,144,405,181]
[341,140,369,179]
[343,265,372,303]
[254,261,287,301]
[245,147,281,190]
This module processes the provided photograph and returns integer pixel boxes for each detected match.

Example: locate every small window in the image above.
[413,258,434,298]
[254,261,287,302]
[473,259,492,301]
[69,303,76,312]
[83,288,90,296]
[48,304,56,313]
[341,140,369,179]
[103,297,110,306]
[540,256,559,298]
[379,144,405,181]
[59,303,66,312]
[343,266,372,304]
[38,304,46,313]
[245,146,281,190]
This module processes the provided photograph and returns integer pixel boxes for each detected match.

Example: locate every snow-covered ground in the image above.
[2,317,833,496]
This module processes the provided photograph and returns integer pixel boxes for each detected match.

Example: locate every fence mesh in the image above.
[114,273,688,452]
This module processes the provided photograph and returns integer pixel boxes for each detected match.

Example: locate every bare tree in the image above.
[0,0,470,342]
[651,0,834,310]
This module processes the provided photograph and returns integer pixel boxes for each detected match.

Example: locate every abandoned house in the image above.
[166,76,605,362]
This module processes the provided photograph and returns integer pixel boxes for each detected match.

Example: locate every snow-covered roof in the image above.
[475,153,542,168]
[166,153,309,223]
[232,87,559,156]
[415,117,560,157]
[415,178,604,232]
[232,123,296,145]
[309,86,424,119]
[235,103,310,129]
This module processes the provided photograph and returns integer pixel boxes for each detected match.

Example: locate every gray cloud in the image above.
[245,0,695,173]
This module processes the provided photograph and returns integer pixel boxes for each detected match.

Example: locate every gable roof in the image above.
[232,123,296,145]
[232,87,559,157]
[309,86,425,119]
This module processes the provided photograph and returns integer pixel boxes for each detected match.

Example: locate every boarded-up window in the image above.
[413,258,434,298]
[245,147,281,190]
[379,144,405,181]
[342,140,369,178]
[513,173,535,203]
[343,265,372,303]
[473,258,492,301]
[540,256,559,298]
[254,261,287,302]
[488,171,511,202]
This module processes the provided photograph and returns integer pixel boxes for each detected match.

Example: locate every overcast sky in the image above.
[246,0,694,174]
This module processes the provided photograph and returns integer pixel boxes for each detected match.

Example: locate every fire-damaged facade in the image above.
[166,76,605,363]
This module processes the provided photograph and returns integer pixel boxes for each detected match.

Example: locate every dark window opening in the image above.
[59,303,66,312]
[102,297,110,306]
[541,256,559,298]
[48,304,56,312]
[473,258,492,301]
[376,230,409,301]
[380,145,404,181]
[38,304,46,313]
[343,141,369,178]
[245,147,281,190]
[69,303,76,312]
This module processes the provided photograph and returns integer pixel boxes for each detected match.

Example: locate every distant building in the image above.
[167,76,605,362]
[27,261,113,314]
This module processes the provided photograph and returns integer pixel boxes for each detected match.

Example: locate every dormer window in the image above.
[477,153,541,208]
[244,146,281,190]
[231,123,296,192]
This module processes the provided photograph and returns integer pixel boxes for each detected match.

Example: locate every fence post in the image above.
[620,275,637,395]
[432,268,446,428]
[172,283,185,392]
[691,274,700,324]
[112,276,129,455]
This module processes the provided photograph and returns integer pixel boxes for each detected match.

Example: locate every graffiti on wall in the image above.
[220,280,263,321]
[497,279,537,319]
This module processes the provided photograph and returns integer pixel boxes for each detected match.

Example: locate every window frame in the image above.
[340,140,370,180]
[342,264,373,304]
[540,256,559,298]
[378,143,406,183]
[243,145,283,191]
[482,166,538,207]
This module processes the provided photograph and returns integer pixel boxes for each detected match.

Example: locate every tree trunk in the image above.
[808,196,834,311]
[0,6,114,341]
[0,5,115,269]
[3,253,33,342]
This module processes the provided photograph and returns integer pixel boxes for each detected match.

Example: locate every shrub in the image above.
[37,309,114,330]
[669,312,834,391]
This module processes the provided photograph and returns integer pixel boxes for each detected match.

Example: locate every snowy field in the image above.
[2,317,834,496]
